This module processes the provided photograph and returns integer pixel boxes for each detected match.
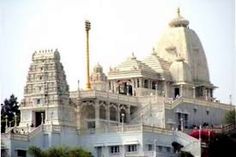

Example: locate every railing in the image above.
[130,103,150,121]
[174,131,201,157]
[78,124,172,135]
[222,123,236,133]
[79,90,139,105]
[42,124,61,133]
[165,97,232,110]
[28,125,43,139]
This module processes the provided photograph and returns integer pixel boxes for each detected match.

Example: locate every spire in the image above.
[177,7,181,17]
[85,20,91,90]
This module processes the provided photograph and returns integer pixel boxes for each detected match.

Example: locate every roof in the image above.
[142,51,171,80]
[108,53,158,79]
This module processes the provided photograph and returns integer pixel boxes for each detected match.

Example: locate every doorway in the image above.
[174,88,180,98]
[35,111,45,127]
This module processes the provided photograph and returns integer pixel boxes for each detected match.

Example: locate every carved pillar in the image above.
[117,104,120,123]
[180,85,183,97]
[192,87,196,98]
[127,105,131,122]
[164,81,168,97]
[106,102,110,127]
[95,100,100,128]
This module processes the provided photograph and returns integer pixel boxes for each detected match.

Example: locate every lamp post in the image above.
[121,113,125,132]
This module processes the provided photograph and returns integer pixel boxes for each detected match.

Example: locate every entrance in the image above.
[35,111,45,127]
[174,88,180,98]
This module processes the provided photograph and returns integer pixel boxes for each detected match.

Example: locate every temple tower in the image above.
[19,49,76,127]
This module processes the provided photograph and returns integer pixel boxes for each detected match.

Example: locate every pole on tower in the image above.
[85,20,91,90]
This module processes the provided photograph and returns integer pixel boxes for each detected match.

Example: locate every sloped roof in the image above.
[143,52,171,80]
[115,54,156,73]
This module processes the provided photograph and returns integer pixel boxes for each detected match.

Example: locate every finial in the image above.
[131,52,136,59]
[85,20,91,31]
[177,7,181,17]
[152,47,157,55]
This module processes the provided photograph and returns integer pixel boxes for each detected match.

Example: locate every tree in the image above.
[224,110,236,124]
[208,133,236,157]
[28,146,93,157]
[1,94,20,133]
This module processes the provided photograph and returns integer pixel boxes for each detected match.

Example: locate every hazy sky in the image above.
[0,0,235,104]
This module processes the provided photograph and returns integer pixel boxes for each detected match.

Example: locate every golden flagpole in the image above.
[85,20,91,90]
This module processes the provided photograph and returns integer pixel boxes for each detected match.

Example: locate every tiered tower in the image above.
[19,49,76,127]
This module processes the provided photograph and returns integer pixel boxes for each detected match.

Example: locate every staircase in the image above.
[174,131,201,157]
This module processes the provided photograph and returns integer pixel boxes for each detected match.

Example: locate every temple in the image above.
[1,9,234,157]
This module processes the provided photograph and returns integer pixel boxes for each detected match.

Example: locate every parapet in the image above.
[32,49,60,61]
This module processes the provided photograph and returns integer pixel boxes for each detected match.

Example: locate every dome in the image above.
[169,58,192,83]
[155,9,210,84]
[93,63,103,73]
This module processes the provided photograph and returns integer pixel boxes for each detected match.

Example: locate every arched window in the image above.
[110,106,117,121]
[81,105,95,119]
[99,105,106,119]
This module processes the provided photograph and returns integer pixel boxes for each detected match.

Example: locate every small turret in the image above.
[90,63,107,91]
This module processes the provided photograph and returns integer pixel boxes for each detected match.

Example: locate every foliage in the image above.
[1,94,20,133]
[179,151,194,157]
[224,110,236,124]
[208,133,236,157]
[28,146,93,157]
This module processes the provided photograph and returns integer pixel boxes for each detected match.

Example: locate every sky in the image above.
[0,0,235,105]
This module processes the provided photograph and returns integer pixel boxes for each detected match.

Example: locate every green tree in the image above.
[28,146,93,157]
[224,110,236,124]
[1,94,20,133]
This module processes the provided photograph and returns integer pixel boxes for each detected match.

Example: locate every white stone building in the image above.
[1,9,233,157]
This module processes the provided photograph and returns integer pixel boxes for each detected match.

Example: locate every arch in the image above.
[110,106,117,121]
[81,105,95,119]
[99,105,106,119]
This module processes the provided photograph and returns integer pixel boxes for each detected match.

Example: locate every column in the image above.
[127,105,131,122]
[117,104,120,123]
[192,87,196,98]
[164,81,168,97]
[180,85,183,97]
[95,100,100,128]
[106,102,110,127]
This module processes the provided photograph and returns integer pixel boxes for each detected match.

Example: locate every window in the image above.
[17,150,26,157]
[148,144,153,151]
[144,80,148,88]
[127,145,137,152]
[37,99,41,104]
[110,146,120,154]
[157,146,162,152]
[166,147,171,152]
[206,110,209,115]
[193,108,197,113]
